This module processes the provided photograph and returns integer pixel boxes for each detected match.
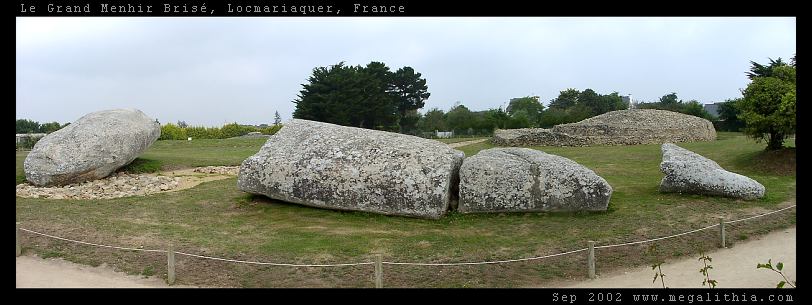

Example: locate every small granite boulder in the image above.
[24,109,161,186]
[458,147,612,213]
[659,143,765,200]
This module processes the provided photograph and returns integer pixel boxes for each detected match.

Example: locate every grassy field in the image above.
[15,133,795,287]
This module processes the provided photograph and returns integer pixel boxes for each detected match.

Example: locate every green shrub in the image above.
[185,126,208,139]
[260,124,283,135]
[160,123,187,140]
[221,123,252,138]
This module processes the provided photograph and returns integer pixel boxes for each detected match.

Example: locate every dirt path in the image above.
[564,226,796,288]
[15,255,195,288]
[447,138,489,149]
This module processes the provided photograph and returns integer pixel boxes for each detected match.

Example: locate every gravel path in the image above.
[15,255,193,288]
[447,138,489,149]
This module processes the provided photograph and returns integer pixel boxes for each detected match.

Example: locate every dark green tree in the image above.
[419,108,447,132]
[39,122,63,133]
[681,100,714,121]
[659,92,680,105]
[274,111,282,125]
[391,66,430,132]
[446,103,475,133]
[293,61,429,131]
[747,57,787,80]
[482,108,511,131]
[740,64,796,150]
[358,62,397,129]
[506,96,544,127]
[716,98,745,132]
[576,89,601,116]
[505,109,531,129]
[16,119,40,134]
[549,88,579,110]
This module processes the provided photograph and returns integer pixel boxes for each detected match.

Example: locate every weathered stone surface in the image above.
[459,147,612,213]
[237,119,465,219]
[24,109,161,186]
[659,143,765,200]
[492,109,716,146]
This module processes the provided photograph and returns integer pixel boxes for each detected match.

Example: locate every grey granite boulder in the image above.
[24,109,161,186]
[237,119,464,219]
[458,147,612,213]
[659,143,765,200]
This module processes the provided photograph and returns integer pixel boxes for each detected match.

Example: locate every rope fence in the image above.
[16,204,796,286]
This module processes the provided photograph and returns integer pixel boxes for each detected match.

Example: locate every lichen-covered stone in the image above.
[24,109,161,186]
[492,109,716,146]
[458,147,612,213]
[237,119,464,219]
[659,143,765,200]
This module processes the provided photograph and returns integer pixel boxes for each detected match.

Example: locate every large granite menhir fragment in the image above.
[459,147,612,213]
[24,109,161,186]
[237,119,464,219]
[659,143,765,200]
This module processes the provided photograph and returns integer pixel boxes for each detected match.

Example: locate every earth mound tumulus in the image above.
[492,109,716,147]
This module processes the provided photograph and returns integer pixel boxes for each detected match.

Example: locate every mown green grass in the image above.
[15,132,795,287]
[118,158,162,174]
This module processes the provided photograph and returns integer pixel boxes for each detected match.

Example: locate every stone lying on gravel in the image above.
[659,143,765,200]
[459,147,612,213]
[193,166,239,175]
[238,119,465,219]
[15,172,180,200]
[24,109,161,186]
[492,109,717,146]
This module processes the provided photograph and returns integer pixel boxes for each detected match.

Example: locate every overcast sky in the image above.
[16,17,795,127]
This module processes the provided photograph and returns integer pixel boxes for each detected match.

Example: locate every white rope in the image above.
[593,204,796,250]
[725,205,796,224]
[383,248,588,266]
[18,228,166,253]
[173,251,374,267]
[17,204,796,267]
[594,224,719,249]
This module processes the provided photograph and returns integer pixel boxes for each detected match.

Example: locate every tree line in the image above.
[16,119,68,134]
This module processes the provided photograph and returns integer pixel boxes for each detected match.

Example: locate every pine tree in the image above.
[274,111,282,125]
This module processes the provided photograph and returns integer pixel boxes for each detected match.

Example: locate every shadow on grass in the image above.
[732,148,795,176]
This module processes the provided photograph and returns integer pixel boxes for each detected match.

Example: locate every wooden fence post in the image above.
[374,254,383,288]
[167,243,176,285]
[16,222,21,257]
[587,241,596,279]
[718,217,726,248]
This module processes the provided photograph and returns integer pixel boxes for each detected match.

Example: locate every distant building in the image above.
[436,130,454,138]
[621,95,631,107]
[16,133,46,144]
[704,102,723,118]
